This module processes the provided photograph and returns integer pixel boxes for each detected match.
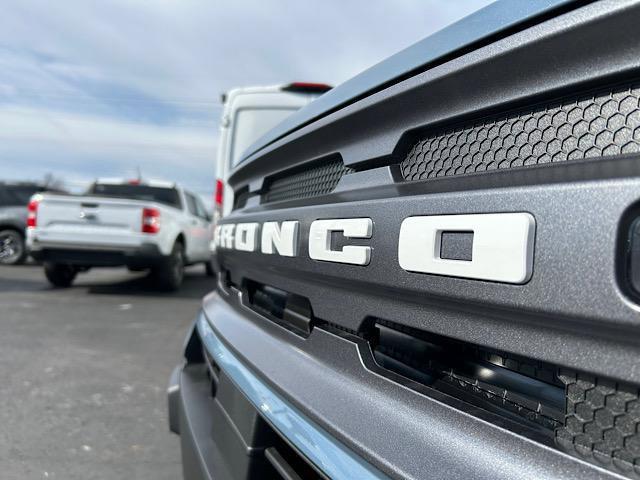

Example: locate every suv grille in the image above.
[359,318,640,479]
[556,371,640,476]
[261,158,353,204]
[400,82,640,181]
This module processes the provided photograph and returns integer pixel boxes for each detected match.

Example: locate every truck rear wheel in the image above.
[44,263,77,288]
[152,242,184,291]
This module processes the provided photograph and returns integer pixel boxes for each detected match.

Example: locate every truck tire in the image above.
[205,259,215,277]
[152,241,184,291]
[0,229,27,265]
[44,263,77,288]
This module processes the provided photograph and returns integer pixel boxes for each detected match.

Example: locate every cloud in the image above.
[0,105,217,193]
[0,0,493,197]
[0,105,216,152]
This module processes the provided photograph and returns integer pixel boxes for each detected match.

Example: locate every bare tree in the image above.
[43,173,65,190]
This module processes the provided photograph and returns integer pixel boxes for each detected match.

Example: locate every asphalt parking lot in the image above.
[0,263,214,480]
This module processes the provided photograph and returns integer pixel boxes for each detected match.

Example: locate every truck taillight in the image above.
[142,207,160,234]
[27,198,39,228]
[215,179,224,207]
[214,179,224,225]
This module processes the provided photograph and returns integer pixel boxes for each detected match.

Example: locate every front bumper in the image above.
[169,290,617,480]
[168,311,383,480]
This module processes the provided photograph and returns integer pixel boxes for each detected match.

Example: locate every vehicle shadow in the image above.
[0,264,216,299]
[86,270,215,300]
[0,264,50,292]
[0,277,49,293]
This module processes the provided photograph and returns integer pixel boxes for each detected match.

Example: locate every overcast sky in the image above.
[0,0,492,199]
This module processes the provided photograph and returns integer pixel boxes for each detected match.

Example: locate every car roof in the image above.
[94,178,176,188]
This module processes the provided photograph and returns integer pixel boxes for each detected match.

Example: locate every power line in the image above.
[0,90,225,107]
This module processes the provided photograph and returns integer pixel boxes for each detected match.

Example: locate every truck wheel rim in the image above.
[0,232,22,264]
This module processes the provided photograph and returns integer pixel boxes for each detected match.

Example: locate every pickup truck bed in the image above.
[28,182,213,290]
[30,195,177,259]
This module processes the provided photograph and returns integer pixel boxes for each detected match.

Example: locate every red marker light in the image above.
[282,82,332,93]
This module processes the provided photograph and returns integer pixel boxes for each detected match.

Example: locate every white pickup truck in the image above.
[26,179,214,290]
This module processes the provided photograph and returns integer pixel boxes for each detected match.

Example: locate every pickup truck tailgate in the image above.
[35,195,147,248]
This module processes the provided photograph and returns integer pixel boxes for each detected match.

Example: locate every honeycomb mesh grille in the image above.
[400,82,640,181]
[557,371,640,477]
[261,159,353,204]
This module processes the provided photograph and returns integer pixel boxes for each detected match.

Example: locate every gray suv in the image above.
[168,1,640,479]
[0,183,59,265]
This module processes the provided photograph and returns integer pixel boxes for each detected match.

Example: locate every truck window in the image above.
[230,108,297,167]
[185,192,199,217]
[185,192,210,220]
[0,185,39,207]
[195,196,211,221]
[88,184,182,208]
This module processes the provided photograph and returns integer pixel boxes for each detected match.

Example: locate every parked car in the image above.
[169,1,640,479]
[27,179,213,290]
[0,182,64,265]
[212,82,331,238]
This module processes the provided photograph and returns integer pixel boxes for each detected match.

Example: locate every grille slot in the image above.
[233,187,250,210]
[265,445,326,480]
[401,81,640,182]
[244,280,314,337]
[261,157,353,204]
[367,320,564,435]
[359,319,640,478]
